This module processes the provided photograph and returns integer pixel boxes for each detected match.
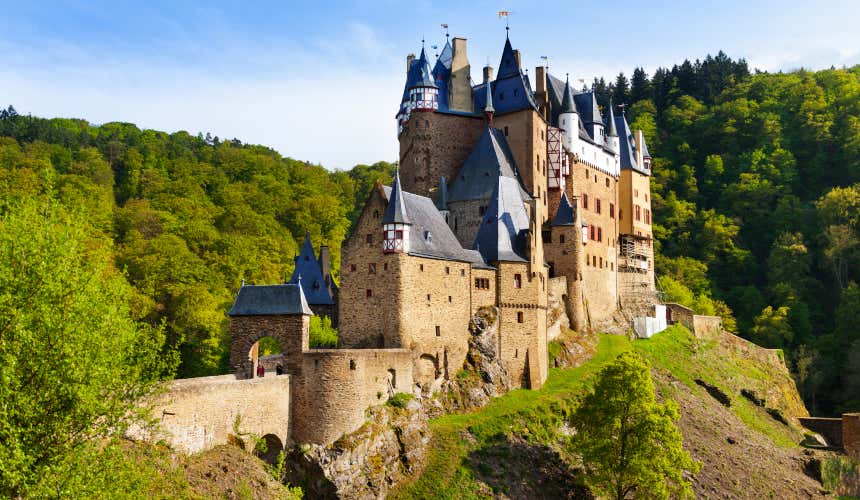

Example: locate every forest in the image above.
[0,54,858,418]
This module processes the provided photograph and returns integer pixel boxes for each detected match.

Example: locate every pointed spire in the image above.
[561,73,576,114]
[497,34,519,79]
[408,46,438,89]
[606,98,618,137]
[484,81,495,126]
[294,276,314,316]
[382,169,410,224]
[553,192,576,226]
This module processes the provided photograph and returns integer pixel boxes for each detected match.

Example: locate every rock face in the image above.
[431,307,512,414]
[285,401,430,499]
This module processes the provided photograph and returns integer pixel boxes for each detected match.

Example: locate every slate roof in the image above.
[432,41,453,112]
[546,73,607,146]
[473,174,530,263]
[448,126,531,203]
[615,113,649,175]
[228,283,313,316]
[641,134,651,158]
[497,36,520,79]
[574,91,603,128]
[407,47,437,89]
[381,185,476,263]
[560,76,576,114]
[288,235,335,305]
[471,36,538,116]
[436,176,448,211]
[605,99,618,138]
[382,170,410,224]
[553,192,576,226]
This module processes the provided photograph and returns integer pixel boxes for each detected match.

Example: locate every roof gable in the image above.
[553,192,576,226]
[448,127,531,203]
[473,175,530,263]
[228,283,313,316]
[289,235,335,305]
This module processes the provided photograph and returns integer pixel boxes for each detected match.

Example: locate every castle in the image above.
[139,31,657,452]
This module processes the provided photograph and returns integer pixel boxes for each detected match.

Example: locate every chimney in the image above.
[450,38,472,112]
[513,49,522,70]
[406,53,415,74]
[535,66,547,117]
[318,246,331,281]
[635,130,645,168]
[483,65,494,83]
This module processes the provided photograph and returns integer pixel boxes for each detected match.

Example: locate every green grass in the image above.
[392,334,631,499]
[393,326,804,498]
[632,325,801,448]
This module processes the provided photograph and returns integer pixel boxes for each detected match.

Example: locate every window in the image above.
[445,266,450,275]
[645,194,649,202]
[373,210,379,218]
[560,234,565,244]
[460,269,465,276]
[517,311,524,323]
[514,274,522,288]
[504,126,509,136]
[474,278,490,289]
[383,262,388,271]
[634,189,639,198]
[350,264,356,272]
[349,359,356,370]
[479,205,486,215]
[448,296,452,302]
[594,175,598,183]
[586,254,590,266]
[419,264,424,272]
[584,169,588,178]
[596,199,602,214]
[590,225,596,240]
[606,178,610,187]
[582,194,588,209]
[610,203,615,219]
[366,289,372,298]
[645,209,651,225]
[368,263,376,274]
[635,205,641,221]
[593,256,597,267]
[435,326,441,337]
[599,257,603,268]
[366,234,373,244]
[611,262,614,271]
[426,293,431,302]
[598,227,603,242]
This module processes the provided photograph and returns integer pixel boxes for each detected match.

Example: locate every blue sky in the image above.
[1,0,858,168]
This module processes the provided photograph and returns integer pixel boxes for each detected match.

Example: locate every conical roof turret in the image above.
[560,74,576,114]
[407,47,437,89]
[606,99,618,137]
[382,169,410,224]
[552,192,576,226]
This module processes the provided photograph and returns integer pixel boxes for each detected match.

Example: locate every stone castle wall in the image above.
[292,348,413,445]
[339,187,403,348]
[497,261,548,389]
[396,255,473,385]
[399,112,484,198]
[131,374,292,454]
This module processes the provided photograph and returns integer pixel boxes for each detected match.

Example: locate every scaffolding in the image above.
[617,234,659,320]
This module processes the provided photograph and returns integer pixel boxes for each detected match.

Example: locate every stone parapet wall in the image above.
[844,413,860,458]
[131,374,292,454]
[293,348,413,445]
[799,417,844,448]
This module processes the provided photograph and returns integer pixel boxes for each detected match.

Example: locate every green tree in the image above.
[569,352,699,500]
[0,199,175,496]
[750,305,794,348]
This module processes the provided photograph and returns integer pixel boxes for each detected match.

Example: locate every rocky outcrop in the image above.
[430,307,512,415]
[284,401,430,499]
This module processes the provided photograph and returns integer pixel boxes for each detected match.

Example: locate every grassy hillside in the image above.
[392,326,823,499]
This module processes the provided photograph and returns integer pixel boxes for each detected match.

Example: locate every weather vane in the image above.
[441,23,449,39]
[540,55,549,68]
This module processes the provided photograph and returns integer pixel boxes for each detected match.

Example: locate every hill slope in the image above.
[391,326,827,499]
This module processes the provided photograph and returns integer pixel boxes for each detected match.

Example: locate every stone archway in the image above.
[415,354,439,386]
[256,434,284,464]
[230,320,292,379]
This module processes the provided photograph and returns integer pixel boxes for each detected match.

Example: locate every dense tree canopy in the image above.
[598,59,860,415]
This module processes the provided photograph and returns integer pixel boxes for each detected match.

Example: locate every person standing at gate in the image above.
[256,362,264,378]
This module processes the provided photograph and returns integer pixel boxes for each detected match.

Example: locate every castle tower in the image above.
[605,98,619,154]
[545,192,587,332]
[559,74,579,153]
[382,170,411,253]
